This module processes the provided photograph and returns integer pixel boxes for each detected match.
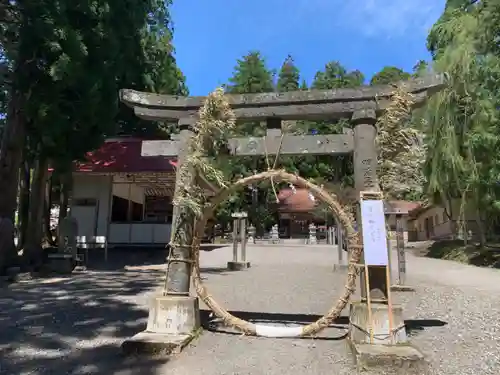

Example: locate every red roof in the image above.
[277,188,317,212]
[277,188,422,215]
[75,138,176,173]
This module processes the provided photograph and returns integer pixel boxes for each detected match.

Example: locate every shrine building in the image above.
[70,137,177,249]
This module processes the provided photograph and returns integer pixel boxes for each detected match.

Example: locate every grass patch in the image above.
[425,240,500,268]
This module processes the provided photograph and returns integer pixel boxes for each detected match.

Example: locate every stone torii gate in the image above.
[119,75,445,355]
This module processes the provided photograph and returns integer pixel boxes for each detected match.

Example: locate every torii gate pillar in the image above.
[352,109,388,299]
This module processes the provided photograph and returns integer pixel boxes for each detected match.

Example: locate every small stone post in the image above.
[390,213,415,292]
[240,213,248,263]
[44,216,79,274]
[395,213,406,285]
[269,224,280,244]
[248,224,256,244]
[308,223,317,245]
[231,214,239,263]
[334,221,348,271]
[58,216,78,258]
[227,212,250,270]
[328,226,335,245]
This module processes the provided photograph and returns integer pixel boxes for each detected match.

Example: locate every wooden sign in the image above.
[360,199,389,266]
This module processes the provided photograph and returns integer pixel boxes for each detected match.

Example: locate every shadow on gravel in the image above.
[200,309,448,340]
[83,244,227,271]
[0,267,166,375]
[406,318,448,336]
[199,267,230,275]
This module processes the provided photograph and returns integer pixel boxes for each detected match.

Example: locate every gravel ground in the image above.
[1,245,500,374]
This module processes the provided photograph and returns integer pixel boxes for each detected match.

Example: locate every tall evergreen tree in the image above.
[226,51,274,94]
[276,55,300,92]
[0,0,187,269]
[217,51,276,232]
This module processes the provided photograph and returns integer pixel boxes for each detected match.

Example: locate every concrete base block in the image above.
[348,302,408,345]
[347,341,427,374]
[123,295,200,356]
[122,332,195,356]
[390,284,416,292]
[42,253,76,275]
[227,261,251,271]
[146,295,200,334]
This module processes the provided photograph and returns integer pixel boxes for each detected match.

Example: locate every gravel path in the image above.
[1,245,500,374]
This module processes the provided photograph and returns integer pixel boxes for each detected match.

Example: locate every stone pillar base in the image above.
[347,340,427,374]
[348,302,407,344]
[227,261,251,271]
[347,302,426,373]
[122,295,200,356]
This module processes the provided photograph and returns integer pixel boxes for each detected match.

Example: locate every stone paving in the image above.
[0,245,499,374]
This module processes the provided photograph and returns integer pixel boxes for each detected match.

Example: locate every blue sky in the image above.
[171,0,446,96]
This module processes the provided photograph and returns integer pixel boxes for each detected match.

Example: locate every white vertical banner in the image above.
[360,199,389,266]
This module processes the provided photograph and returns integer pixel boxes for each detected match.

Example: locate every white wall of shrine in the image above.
[70,173,172,247]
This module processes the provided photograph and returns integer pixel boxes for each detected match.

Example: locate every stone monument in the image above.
[269,224,280,244]
[248,224,256,244]
[227,212,250,270]
[308,223,317,245]
[58,216,78,257]
[44,216,78,274]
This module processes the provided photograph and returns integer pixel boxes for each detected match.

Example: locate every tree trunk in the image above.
[57,171,72,228]
[0,90,26,272]
[24,156,49,267]
[17,158,31,250]
[44,173,57,246]
[475,207,486,246]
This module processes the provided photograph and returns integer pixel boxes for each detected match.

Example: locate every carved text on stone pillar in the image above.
[361,158,376,189]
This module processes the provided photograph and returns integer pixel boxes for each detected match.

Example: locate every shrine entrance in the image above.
[119,74,446,345]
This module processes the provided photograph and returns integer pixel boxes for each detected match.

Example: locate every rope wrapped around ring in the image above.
[191,169,362,337]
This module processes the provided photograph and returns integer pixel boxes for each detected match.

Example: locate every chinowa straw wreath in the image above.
[171,86,411,337]
[190,169,362,337]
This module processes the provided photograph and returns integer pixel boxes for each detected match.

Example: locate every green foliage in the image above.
[312,61,364,89]
[412,60,430,77]
[370,66,411,85]
[1,0,186,168]
[423,0,500,238]
[116,1,187,138]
